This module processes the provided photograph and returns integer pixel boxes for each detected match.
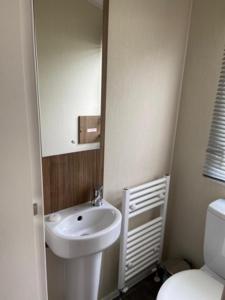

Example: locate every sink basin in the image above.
[45,200,121,259]
[45,200,122,300]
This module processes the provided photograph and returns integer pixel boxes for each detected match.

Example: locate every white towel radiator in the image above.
[118,175,170,292]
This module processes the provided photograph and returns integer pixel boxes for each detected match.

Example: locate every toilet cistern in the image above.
[157,199,225,300]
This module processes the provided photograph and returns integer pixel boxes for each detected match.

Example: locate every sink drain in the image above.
[77,216,83,221]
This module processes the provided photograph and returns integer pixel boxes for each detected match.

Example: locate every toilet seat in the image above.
[157,270,223,300]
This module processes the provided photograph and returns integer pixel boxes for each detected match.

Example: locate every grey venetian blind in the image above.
[204,49,225,181]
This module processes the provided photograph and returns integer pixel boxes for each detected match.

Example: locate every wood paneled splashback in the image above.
[42,150,101,214]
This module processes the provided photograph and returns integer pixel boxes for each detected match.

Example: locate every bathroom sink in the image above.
[45,200,121,300]
[45,200,122,259]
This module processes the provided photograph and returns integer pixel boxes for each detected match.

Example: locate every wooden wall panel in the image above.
[99,0,109,184]
[42,150,102,214]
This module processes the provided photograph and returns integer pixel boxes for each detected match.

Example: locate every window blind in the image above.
[203,49,225,182]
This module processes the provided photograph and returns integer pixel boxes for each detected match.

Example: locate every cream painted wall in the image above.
[45,1,192,299]
[101,0,192,297]
[0,0,47,299]
[165,0,225,267]
[34,0,102,157]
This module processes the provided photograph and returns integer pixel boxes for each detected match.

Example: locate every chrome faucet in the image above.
[91,186,103,206]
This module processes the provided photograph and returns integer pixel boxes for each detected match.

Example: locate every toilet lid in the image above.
[157,270,223,300]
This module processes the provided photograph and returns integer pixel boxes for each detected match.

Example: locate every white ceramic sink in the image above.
[45,200,121,300]
[45,200,121,259]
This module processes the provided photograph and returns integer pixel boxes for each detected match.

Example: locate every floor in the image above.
[114,274,162,300]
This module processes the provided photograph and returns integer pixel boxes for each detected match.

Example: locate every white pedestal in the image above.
[65,252,102,300]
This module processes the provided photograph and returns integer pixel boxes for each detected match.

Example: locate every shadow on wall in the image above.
[164,0,225,268]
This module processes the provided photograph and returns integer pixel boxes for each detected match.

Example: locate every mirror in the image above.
[34,0,103,157]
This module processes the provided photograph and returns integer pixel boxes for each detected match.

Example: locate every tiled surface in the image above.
[115,274,162,300]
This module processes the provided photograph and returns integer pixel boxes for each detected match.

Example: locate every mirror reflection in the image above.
[34,0,103,157]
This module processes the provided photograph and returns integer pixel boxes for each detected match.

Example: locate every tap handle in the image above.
[94,186,103,197]
[94,188,99,197]
[99,186,103,196]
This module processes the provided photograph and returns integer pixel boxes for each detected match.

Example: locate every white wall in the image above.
[165,0,225,267]
[101,0,192,297]
[0,0,47,299]
[35,0,102,157]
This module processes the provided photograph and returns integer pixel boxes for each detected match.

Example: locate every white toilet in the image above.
[157,199,225,300]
